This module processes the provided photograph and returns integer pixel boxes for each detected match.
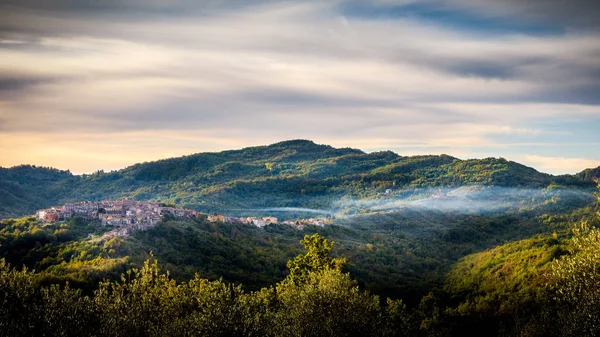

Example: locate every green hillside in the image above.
[0,140,596,219]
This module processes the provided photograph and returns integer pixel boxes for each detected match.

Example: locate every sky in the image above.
[0,0,599,175]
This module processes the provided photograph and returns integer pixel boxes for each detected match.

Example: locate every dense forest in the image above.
[1,140,600,335]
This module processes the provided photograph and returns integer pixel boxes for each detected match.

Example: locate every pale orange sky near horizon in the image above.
[1,132,599,175]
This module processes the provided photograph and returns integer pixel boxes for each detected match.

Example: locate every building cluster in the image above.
[206,214,329,230]
[35,200,198,238]
[207,215,279,228]
[281,218,327,230]
[35,199,331,238]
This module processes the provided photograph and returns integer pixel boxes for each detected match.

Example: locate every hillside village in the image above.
[35,200,197,239]
[35,200,329,238]
[207,214,328,230]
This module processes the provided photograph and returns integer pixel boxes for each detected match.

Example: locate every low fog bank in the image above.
[246,207,332,215]
[333,186,594,216]
[222,207,333,217]
[222,186,593,220]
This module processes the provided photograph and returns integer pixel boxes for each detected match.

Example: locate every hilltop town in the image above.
[35,200,329,239]
[35,200,197,239]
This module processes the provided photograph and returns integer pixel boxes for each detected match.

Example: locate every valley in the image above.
[1,140,599,336]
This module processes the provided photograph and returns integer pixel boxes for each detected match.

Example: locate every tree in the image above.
[0,260,39,336]
[276,234,383,337]
[549,184,600,336]
[284,233,346,285]
[40,284,97,337]
[94,258,182,337]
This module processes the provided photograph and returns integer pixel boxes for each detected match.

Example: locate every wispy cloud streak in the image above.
[0,0,598,174]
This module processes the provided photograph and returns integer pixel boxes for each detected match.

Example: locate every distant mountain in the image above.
[577,166,600,182]
[0,140,596,219]
[0,166,77,219]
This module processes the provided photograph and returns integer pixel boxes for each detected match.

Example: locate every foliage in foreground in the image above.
[0,233,413,337]
[4,224,600,337]
[550,220,600,336]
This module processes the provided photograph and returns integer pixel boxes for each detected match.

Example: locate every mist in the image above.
[332,186,593,216]
[225,207,332,215]
[223,186,593,220]
[250,207,332,215]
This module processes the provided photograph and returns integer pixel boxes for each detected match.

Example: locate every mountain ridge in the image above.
[0,140,597,219]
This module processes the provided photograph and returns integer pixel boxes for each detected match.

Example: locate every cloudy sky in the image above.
[1,0,599,174]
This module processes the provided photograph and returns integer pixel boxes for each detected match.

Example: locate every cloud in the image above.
[446,0,600,30]
[523,155,600,174]
[350,0,600,31]
[0,0,598,174]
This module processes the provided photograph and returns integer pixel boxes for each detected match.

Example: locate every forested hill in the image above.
[0,139,596,218]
